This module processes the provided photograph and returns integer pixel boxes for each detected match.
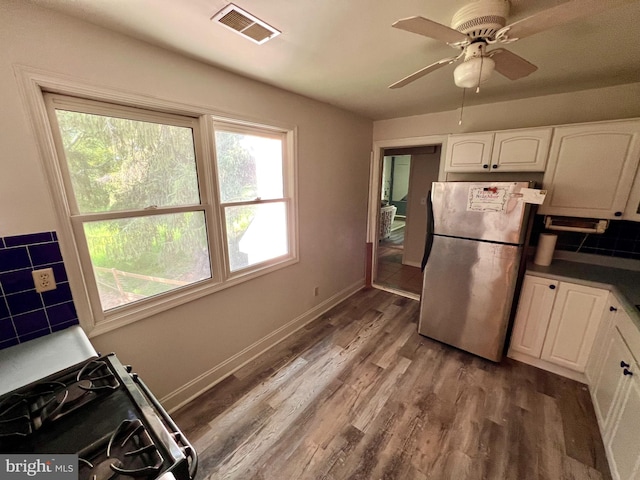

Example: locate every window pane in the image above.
[83,212,211,310]
[225,202,288,271]
[215,130,283,203]
[55,110,200,213]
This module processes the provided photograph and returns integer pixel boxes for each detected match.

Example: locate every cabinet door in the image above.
[592,325,629,432]
[623,167,640,221]
[606,348,640,480]
[444,133,494,172]
[509,275,558,358]
[491,128,552,172]
[586,293,622,384]
[540,282,608,371]
[539,120,640,219]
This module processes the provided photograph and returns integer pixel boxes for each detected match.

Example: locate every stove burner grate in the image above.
[0,360,120,439]
[79,418,164,480]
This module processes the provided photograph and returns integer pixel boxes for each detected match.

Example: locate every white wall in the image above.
[373,83,640,141]
[0,0,372,408]
[403,150,441,267]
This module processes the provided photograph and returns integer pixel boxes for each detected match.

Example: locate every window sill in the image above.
[86,256,299,337]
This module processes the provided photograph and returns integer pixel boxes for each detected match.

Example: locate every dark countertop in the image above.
[525,254,640,329]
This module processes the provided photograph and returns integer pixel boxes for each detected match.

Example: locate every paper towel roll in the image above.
[534,233,557,266]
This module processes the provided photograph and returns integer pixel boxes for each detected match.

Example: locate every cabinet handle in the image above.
[623,369,633,376]
[483,164,489,169]
[492,164,498,169]
[549,284,556,290]
[621,361,630,368]
[610,306,618,312]
[614,212,622,217]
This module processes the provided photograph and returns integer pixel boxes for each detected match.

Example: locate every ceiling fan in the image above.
[389,0,635,90]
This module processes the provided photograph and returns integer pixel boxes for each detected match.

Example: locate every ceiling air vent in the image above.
[212,4,281,45]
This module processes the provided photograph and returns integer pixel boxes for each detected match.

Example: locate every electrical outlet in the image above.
[314,286,320,297]
[32,268,57,293]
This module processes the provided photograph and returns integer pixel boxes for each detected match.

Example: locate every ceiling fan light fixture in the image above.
[453,56,495,88]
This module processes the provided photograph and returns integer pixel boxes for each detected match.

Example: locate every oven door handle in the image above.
[135,376,198,480]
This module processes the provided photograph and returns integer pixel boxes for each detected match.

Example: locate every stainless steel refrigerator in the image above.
[419,181,533,362]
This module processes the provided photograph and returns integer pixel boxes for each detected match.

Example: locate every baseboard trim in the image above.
[403,260,421,268]
[372,283,420,301]
[161,279,365,412]
[507,350,587,384]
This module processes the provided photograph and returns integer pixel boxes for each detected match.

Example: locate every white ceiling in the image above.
[27,0,640,120]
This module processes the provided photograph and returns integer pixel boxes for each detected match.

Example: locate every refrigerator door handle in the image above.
[421,191,434,272]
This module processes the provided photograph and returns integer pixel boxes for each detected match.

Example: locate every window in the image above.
[213,124,290,272]
[43,93,296,329]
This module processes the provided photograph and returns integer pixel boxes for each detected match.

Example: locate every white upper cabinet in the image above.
[623,167,640,221]
[445,128,551,173]
[444,133,494,172]
[539,120,640,219]
[490,128,552,172]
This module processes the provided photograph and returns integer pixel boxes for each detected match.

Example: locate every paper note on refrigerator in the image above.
[467,185,508,212]
[519,188,547,204]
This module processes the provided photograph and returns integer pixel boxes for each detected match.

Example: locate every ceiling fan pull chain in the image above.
[458,88,467,125]
[476,56,484,93]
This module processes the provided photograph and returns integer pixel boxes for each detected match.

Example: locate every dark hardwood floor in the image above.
[174,289,611,480]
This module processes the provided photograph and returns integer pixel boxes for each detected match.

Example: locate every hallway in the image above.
[376,221,422,296]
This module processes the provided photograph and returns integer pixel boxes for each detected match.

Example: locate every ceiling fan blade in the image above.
[490,49,538,80]
[392,16,468,44]
[389,57,459,89]
[502,0,637,41]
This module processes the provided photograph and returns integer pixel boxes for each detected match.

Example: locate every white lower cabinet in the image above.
[592,322,631,432]
[509,274,607,375]
[509,275,558,358]
[606,353,640,480]
[589,306,640,480]
[540,282,608,371]
[586,293,622,384]
[511,275,640,480]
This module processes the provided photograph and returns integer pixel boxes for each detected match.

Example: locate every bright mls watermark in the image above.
[1,455,77,480]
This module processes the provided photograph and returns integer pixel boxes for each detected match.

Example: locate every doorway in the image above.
[373,144,442,297]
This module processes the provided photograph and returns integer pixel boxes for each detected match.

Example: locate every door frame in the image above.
[367,134,448,297]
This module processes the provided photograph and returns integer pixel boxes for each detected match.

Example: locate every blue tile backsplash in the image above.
[0,231,78,350]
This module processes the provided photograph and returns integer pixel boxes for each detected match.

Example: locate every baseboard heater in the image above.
[544,216,609,234]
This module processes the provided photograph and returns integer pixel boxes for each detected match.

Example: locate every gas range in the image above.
[0,354,197,480]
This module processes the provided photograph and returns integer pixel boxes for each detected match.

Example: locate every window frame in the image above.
[211,119,296,279]
[23,73,298,336]
[45,93,222,319]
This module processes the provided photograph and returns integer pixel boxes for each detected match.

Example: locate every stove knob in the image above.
[124,365,133,373]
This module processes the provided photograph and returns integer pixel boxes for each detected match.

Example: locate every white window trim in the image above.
[211,119,296,279]
[16,65,299,337]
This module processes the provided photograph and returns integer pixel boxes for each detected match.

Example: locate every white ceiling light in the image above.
[453,42,495,89]
[212,4,281,45]
[454,56,495,88]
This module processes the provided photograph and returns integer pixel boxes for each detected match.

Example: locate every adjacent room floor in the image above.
[174,289,611,480]
[376,221,423,296]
